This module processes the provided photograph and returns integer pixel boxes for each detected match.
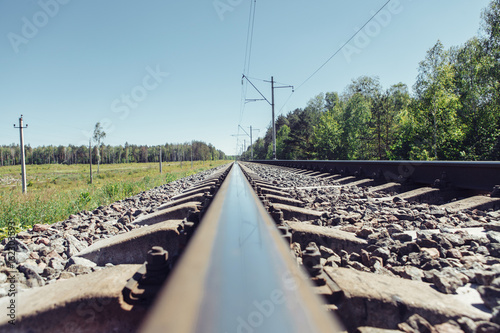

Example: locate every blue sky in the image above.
[0,0,492,156]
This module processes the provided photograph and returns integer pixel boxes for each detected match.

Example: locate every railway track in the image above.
[1,160,500,332]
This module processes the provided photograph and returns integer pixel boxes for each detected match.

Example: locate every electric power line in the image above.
[295,0,391,91]
[243,0,257,76]
[240,0,257,124]
[241,0,393,138]
[277,90,295,116]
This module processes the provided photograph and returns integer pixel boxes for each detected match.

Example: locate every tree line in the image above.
[0,141,228,166]
[242,0,500,161]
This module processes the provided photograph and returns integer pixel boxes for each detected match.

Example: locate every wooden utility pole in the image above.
[89,139,93,184]
[13,115,28,193]
[159,146,162,174]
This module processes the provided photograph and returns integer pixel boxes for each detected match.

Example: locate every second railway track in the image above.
[1,160,500,332]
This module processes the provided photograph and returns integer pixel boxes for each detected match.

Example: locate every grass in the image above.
[0,160,230,239]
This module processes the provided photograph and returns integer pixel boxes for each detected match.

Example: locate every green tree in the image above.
[325,92,341,111]
[282,107,319,160]
[383,83,411,159]
[343,76,382,159]
[312,110,342,160]
[252,138,267,160]
[341,93,372,159]
[276,125,290,159]
[481,0,500,158]
[412,41,463,160]
[452,37,498,159]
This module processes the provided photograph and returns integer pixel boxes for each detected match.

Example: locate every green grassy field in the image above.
[0,161,230,238]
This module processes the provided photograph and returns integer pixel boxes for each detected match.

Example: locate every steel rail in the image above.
[139,162,342,333]
[253,160,500,192]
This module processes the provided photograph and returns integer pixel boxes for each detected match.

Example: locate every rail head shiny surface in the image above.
[140,162,341,333]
